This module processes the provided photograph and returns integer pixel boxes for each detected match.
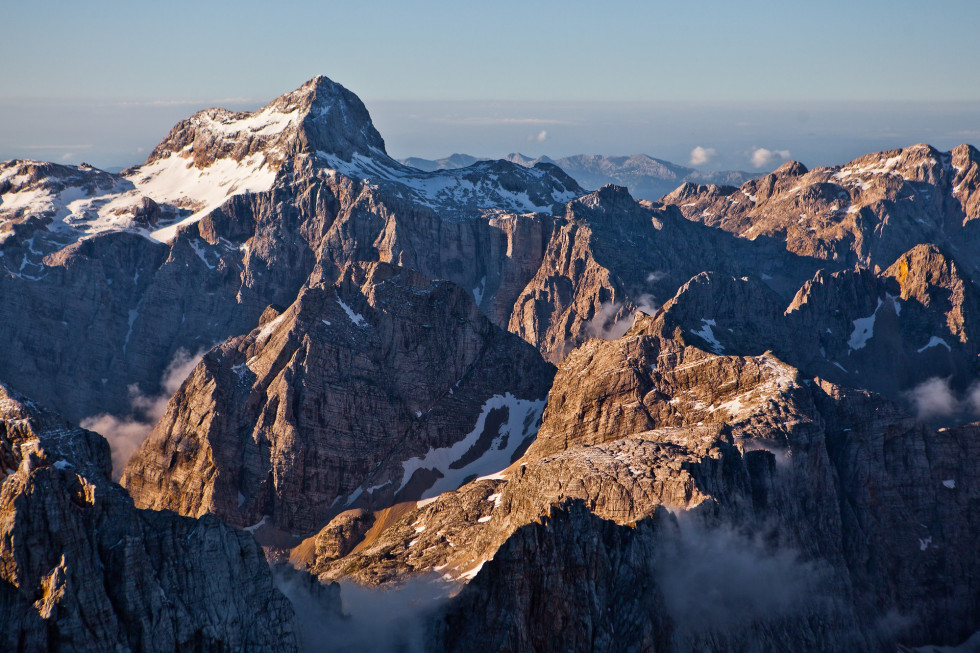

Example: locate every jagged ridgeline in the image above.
[2,75,980,651]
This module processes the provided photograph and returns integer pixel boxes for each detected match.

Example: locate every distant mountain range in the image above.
[401,152,755,200]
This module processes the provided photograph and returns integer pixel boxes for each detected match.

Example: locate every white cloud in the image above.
[905,377,958,420]
[81,348,204,478]
[531,130,548,143]
[750,147,791,168]
[689,146,716,166]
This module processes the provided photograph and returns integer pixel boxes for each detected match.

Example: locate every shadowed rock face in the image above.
[121,261,555,536]
[506,184,824,363]
[0,383,301,652]
[0,75,581,424]
[432,501,871,653]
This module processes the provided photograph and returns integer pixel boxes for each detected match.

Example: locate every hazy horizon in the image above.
[3,93,978,175]
[4,0,978,174]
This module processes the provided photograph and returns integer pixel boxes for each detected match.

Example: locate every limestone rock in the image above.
[0,383,300,652]
[121,261,555,535]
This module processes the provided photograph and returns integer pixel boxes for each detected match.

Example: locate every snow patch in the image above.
[397,393,546,499]
[244,516,269,533]
[458,561,485,582]
[847,298,882,351]
[691,318,724,354]
[142,153,278,242]
[336,294,368,327]
[917,336,951,353]
[473,276,486,306]
[943,479,956,489]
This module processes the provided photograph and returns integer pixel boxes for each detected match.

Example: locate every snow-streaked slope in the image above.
[2,75,583,255]
[141,152,278,242]
[397,393,547,500]
[317,150,580,217]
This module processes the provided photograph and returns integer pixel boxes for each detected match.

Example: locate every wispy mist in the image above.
[654,518,831,635]
[81,348,203,478]
[585,301,635,341]
[273,565,452,653]
[904,376,980,423]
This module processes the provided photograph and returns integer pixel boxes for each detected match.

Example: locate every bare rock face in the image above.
[507,184,823,362]
[432,501,869,653]
[312,324,980,650]
[121,261,555,535]
[0,75,582,425]
[433,501,675,653]
[662,143,980,276]
[637,245,980,402]
[314,509,375,562]
[0,384,300,652]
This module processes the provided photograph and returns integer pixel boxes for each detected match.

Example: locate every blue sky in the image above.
[3,1,979,169]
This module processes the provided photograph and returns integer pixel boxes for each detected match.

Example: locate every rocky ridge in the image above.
[122,261,555,537]
[402,152,755,201]
[0,383,302,651]
[663,144,980,275]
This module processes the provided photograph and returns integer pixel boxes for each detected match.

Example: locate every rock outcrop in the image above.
[314,325,980,650]
[122,261,555,536]
[0,383,301,651]
[662,143,980,276]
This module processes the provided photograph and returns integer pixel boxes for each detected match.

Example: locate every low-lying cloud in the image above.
[273,564,452,653]
[689,146,716,166]
[750,147,791,168]
[81,348,204,478]
[585,301,635,340]
[904,376,980,422]
[635,293,659,316]
[654,517,834,637]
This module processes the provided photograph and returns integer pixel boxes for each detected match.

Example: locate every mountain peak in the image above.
[145,75,385,169]
[276,75,387,159]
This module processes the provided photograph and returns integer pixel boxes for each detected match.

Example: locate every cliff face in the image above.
[0,384,301,652]
[122,261,555,536]
[313,326,980,650]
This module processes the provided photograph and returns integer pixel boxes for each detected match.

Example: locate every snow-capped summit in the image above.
[146,75,387,171]
[1,75,583,248]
